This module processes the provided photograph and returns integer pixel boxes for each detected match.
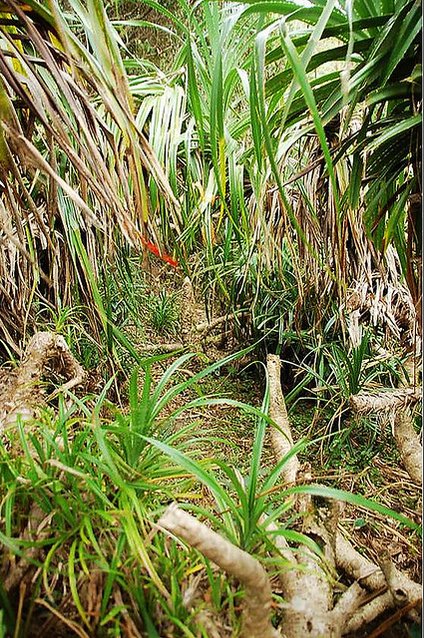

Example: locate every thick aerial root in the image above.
[267,354,299,485]
[335,532,422,633]
[350,390,422,485]
[393,411,422,485]
[0,331,85,431]
[158,504,279,638]
[264,356,356,638]
[349,389,421,414]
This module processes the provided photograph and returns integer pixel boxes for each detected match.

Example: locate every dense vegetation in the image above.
[0,1,421,637]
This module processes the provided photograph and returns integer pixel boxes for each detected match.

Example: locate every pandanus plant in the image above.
[0,0,178,356]
[247,0,422,327]
[143,0,421,351]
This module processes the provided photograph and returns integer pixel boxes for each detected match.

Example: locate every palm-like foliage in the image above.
[0,0,178,355]
[0,0,420,355]
[243,0,421,335]
[144,1,421,348]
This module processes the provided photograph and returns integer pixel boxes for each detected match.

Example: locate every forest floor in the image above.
[0,266,421,638]
[120,267,422,637]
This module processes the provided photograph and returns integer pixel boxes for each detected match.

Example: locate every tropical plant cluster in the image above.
[0,0,421,637]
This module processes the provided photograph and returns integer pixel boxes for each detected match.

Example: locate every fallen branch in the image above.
[158,503,279,638]
[140,342,185,353]
[196,312,240,336]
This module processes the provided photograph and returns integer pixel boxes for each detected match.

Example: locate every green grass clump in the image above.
[0,348,272,636]
[148,289,180,335]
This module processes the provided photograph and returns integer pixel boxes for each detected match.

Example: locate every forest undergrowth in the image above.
[0,1,421,637]
[1,264,420,638]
